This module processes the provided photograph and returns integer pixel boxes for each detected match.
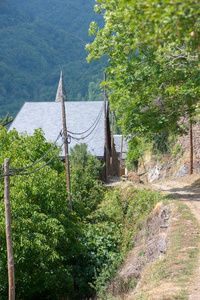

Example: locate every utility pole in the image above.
[56,71,72,210]
[4,158,15,300]
[189,119,193,175]
[120,134,124,170]
[104,73,109,182]
[120,114,124,175]
[61,94,72,211]
[111,111,114,176]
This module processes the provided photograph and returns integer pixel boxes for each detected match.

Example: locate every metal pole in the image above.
[4,158,15,300]
[61,95,72,210]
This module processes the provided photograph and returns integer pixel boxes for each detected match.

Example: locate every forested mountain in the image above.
[0,0,105,118]
[9,0,101,42]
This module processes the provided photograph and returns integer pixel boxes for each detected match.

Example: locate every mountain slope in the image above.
[9,0,103,41]
[0,0,105,118]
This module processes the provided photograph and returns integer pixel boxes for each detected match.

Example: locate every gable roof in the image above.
[9,101,105,158]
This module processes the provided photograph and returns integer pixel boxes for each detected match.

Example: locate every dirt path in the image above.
[152,174,200,300]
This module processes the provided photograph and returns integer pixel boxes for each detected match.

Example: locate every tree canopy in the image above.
[86,0,200,138]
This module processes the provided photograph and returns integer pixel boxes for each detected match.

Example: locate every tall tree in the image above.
[86,0,200,171]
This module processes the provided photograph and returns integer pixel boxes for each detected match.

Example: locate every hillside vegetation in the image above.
[0,0,106,119]
[0,126,164,299]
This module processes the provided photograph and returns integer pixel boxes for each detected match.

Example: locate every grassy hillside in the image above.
[0,0,106,118]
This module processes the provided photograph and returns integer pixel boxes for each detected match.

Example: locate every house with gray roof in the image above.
[113,135,129,175]
[9,72,120,179]
[113,135,129,161]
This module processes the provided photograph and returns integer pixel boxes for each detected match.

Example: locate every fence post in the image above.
[4,158,15,300]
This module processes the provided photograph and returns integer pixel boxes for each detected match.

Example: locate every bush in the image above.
[90,185,163,298]
[70,143,104,218]
[0,127,82,299]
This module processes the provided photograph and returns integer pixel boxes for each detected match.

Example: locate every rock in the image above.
[128,172,140,184]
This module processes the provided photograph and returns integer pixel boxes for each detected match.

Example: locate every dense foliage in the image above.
[91,185,163,298]
[0,0,106,119]
[70,143,103,219]
[86,0,200,146]
[0,127,80,299]
[0,127,163,299]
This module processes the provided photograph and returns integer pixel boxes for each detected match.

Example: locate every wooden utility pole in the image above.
[4,158,15,300]
[189,120,193,175]
[104,73,109,182]
[61,95,72,211]
[120,134,124,169]
[111,111,114,176]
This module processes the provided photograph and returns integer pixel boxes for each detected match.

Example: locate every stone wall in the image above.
[147,120,200,182]
[178,121,200,159]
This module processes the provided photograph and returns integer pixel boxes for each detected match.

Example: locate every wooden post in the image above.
[120,134,124,169]
[111,111,114,176]
[189,120,193,175]
[61,95,72,211]
[4,158,15,300]
[104,73,109,182]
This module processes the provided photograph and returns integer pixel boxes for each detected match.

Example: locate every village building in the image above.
[8,72,120,180]
[113,135,129,176]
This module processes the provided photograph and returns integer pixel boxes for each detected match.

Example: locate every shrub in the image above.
[70,143,104,218]
[0,127,82,299]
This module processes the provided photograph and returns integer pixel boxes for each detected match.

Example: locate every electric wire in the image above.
[0,102,106,178]
[9,130,63,172]
[69,104,104,141]
[0,139,65,178]
[67,103,104,136]
[72,114,102,146]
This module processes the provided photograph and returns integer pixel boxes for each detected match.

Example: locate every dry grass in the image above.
[126,200,200,300]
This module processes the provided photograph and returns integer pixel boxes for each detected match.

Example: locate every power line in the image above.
[72,115,102,146]
[10,130,63,172]
[69,104,104,141]
[3,120,13,127]
[68,103,104,136]
[0,104,103,176]
[0,101,105,178]
[0,140,65,178]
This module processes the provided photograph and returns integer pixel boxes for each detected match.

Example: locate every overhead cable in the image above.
[68,103,104,136]
[9,130,63,172]
[0,139,65,178]
[69,104,104,141]
[72,116,102,146]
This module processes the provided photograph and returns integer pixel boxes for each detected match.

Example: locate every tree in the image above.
[0,127,82,299]
[0,113,13,126]
[70,143,103,218]
[86,0,200,172]
[88,79,103,101]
